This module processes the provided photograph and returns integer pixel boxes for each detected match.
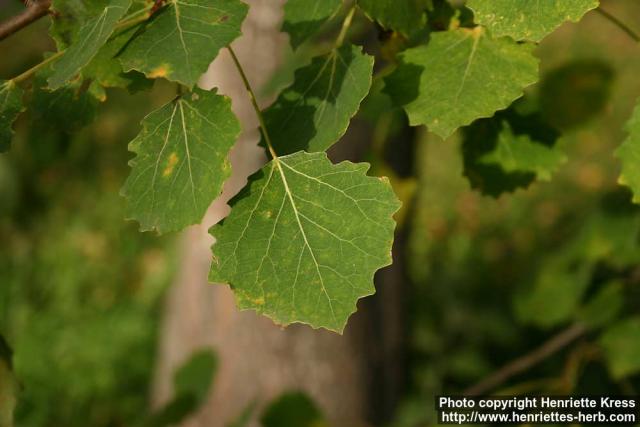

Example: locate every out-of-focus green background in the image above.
[2,0,640,426]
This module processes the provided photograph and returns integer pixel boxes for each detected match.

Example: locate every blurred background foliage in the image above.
[2,0,640,426]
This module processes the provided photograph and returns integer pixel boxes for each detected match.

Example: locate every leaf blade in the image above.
[385,28,539,139]
[48,0,132,90]
[0,81,24,153]
[358,0,427,36]
[283,0,342,49]
[264,45,374,155]
[616,100,640,203]
[119,0,248,87]
[467,0,599,42]
[210,151,400,332]
[122,88,241,233]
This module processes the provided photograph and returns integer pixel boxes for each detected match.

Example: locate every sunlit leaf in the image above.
[122,88,241,233]
[466,0,599,42]
[385,27,538,138]
[119,0,248,87]
[210,151,400,332]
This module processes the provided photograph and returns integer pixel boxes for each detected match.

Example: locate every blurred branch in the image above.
[463,323,587,396]
[0,0,51,42]
[595,7,640,43]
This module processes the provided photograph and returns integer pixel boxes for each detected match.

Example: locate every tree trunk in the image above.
[151,2,375,426]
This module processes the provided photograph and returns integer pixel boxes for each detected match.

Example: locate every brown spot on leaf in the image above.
[219,15,229,22]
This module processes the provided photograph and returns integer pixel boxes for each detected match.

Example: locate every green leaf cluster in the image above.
[0,0,621,333]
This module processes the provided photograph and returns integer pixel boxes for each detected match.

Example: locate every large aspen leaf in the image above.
[283,0,342,49]
[0,81,24,153]
[209,151,400,332]
[467,0,599,42]
[48,0,132,90]
[385,28,538,139]
[122,89,241,233]
[616,100,640,203]
[119,0,248,87]
[358,0,427,36]
[264,45,374,155]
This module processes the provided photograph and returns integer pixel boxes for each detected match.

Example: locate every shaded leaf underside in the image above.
[48,0,132,90]
[358,0,427,36]
[283,0,342,49]
[264,44,374,155]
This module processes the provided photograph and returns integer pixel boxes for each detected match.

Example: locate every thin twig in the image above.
[595,7,640,43]
[0,0,51,42]
[463,323,587,396]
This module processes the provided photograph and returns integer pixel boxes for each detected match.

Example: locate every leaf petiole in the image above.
[228,45,279,160]
[10,50,64,84]
[335,6,356,47]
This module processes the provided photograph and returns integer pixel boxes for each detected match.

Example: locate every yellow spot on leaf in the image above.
[163,152,179,177]
[149,64,171,78]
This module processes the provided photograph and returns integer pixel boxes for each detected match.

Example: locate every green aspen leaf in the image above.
[122,88,241,234]
[600,317,640,379]
[264,45,374,155]
[283,0,342,49]
[261,392,326,427]
[49,0,149,47]
[83,26,152,101]
[462,102,561,196]
[515,259,591,328]
[616,100,640,203]
[385,27,539,139]
[358,0,427,36]
[0,81,24,153]
[50,0,113,48]
[119,0,248,87]
[577,281,623,329]
[48,0,132,90]
[209,151,400,332]
[466,0,599,42]
[479,121,566,180]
